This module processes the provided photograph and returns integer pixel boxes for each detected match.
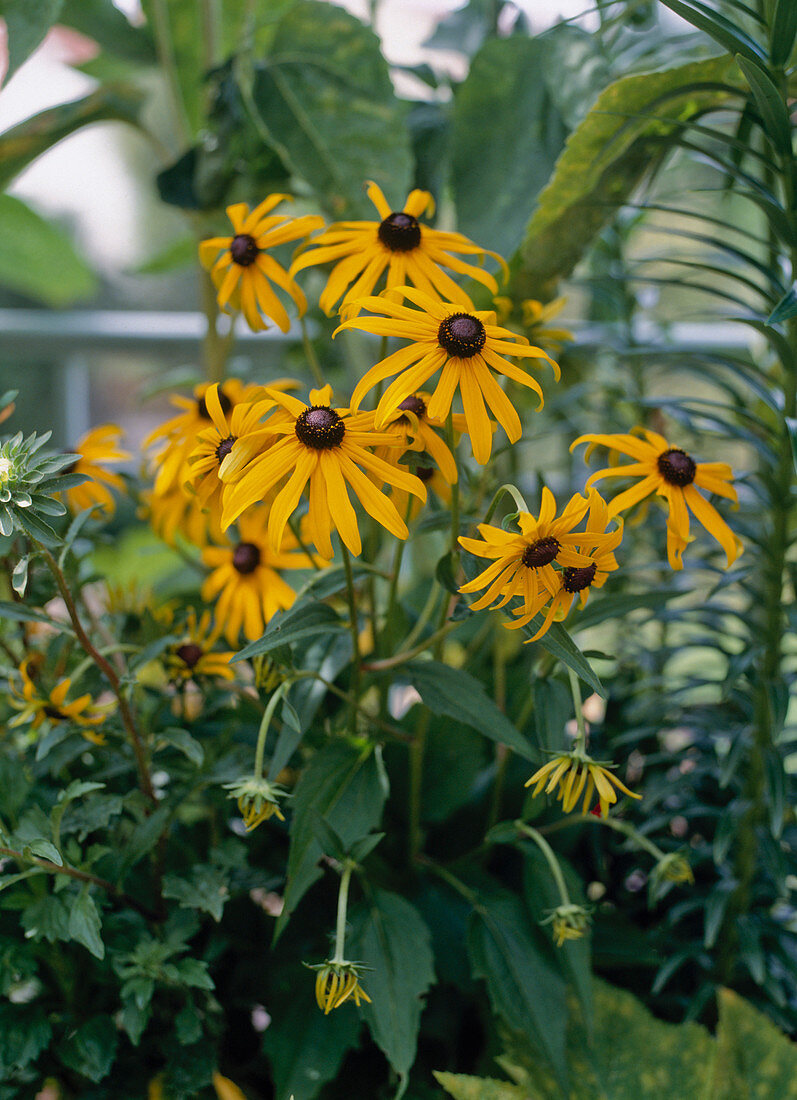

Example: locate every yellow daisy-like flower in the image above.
[513,491,623,643]
[9,656,109,744]
[219,385,427,559]
[185,382,284,515]
[571,428,741,571]
[199,196,323,332]
[459,488,611,629]
[290,179,505,319]
[313,961,372,1014]
[201,511,314,643]
[525,749,641,818]
[63,424,130,517]
[164,609,235,683]
[141,483,224,549]
[143,379,256,498]
[336,287,559,464]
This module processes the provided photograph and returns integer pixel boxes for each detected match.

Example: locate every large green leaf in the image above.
[232,601,346,662]
[348,887,435,1087]
[0,86,143,192]
[264,981,361,1100]
[400,660,535,760]
[451,36,567,260]
[714,988,797,1097]
[250,0,412,219]
[435,1074,524,1100]
[59,0,155,62]
[275,741,388,938]
[467,890,567,1089]
[517,55,741,298]
[0,195,96,306]
[1,0,63,87]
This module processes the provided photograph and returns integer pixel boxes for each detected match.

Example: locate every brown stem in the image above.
[39,547,156,806]
[0,846,158,921]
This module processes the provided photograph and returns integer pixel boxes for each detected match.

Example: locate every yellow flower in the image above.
[219,384,427,559]
[63,424,130,516]
[336,287,558,464]
[213,1072,249,1100]
[164,608,235,683]
[201,510,314,643]
[9,656,110,743]
[541,903,592,947]
[143,379,257,499]
[509,491,622,642]
[459,488,614,630]
[525,750,641,818]
[654,852,694,886]
[312,960,372,1014]
[141,483,224,549]
[572,428,742,570]
[199,196,323,332]
[289,179,506,319]
[521,297,574,350]
[224,776,287,831]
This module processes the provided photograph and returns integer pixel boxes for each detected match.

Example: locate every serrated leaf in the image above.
[59,1015,117,1083]
[0,1003,52,1074]
[232,602,345,662]
[276,741,388,938]
[250,0,412,219]
[163,865,230,923]
[157,727,204,767]
[68,886,104,959]
[348,888,435,1086]
[400,660,535,760]
[2,0,64,86]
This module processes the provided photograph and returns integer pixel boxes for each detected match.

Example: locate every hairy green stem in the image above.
[331,862,354,964]
[514,822,571,906]
[340,544,362,724]
[300,316,325,388]
[568,668,587,753]
[253,682,290,779]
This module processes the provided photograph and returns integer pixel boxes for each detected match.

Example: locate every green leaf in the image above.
[400,660,535,760]
[518,55,740,297]
[267,697,304,780]
[532,678,570,754]
[658,0,767,63]
[0,86,143,192]
[735,55,793,155]
[452,36,567,259]
[264,978,361,1100]
[21,894,71,943]
[59,1015,118,1083]
[1,0,63,86]
[715,987,797,1096]
[276,741,388,938]
[0,1003,52,1076]
[232,601,346,662]
[467,891,567,1089]
[767,285,797,323]
[11,555,27,597]
[68,886,104,960]
[163,865,230,923]
[25,838,62,866]
[770,0,797,66]
[435,1073,524,1100]
[0,192,97,305]
[348,887,435,1085]
[59,0,155,62]
[784,418,797,476]
[250,0,412,219]
[157,727,205,767]
[570,589,679,633]
[520,620,605,699]
[131,234,198,275]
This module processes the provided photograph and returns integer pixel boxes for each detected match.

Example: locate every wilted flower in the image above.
[224,775,287,831]
[541,903,592,947]
[525,749,641,818]
[653,851,694,886]
[309,959,372,1014]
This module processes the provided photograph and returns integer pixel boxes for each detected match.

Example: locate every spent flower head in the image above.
[541,903,592,947]
[307,959,372,1014]
[224,776,287,831]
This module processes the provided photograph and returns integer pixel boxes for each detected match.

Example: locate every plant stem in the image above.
[331,862,353,964]
[362,620,460,671]
[39,547,156,806]
[538,812,666,862]
[288,514,322,570]
[253,682,289,779]
[408,711,429,863]
[149,0,192,147]
[300,315,325,388]
[515,822,571,906]
[482,482,529,524]
[568,668,587,753]
[340,544,361,724]
[446,410,460,558]
[487,623,509,831]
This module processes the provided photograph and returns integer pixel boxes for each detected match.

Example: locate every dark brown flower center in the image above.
[233,542,261,575]
[657,448,696,487]
[230,234,259,267]
[43,705,67,721]
[438,313,486,359]
[416,465,434,483]
[216,436,235,463]
[295,406,345,449]
[398,394,427,419]
[378,211,421,252]
[197,391,233,419]
[521,536,560,568]
[562,562,597,593]
[176,643,203,669]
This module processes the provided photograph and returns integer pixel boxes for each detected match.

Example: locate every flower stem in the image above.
[300,315,325,388]
[149,0,192,147]
[340,544,362,722]
[446,410,460,558]
[331,861,353,964]
[515,821,571,907]
[482,482,530,525]
[253,681,290,779]
[568,668,587,753]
